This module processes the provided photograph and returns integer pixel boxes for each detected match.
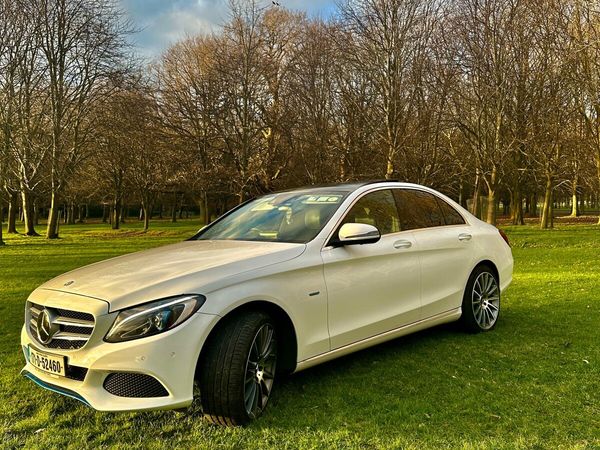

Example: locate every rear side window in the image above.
[435,198,466,225]
[340,189,400,235]
[393,189,444,230]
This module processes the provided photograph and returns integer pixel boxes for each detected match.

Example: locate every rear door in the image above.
[322,189,421,349]
[393,189,475,318]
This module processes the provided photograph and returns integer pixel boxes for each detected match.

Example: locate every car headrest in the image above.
[304,209,321,230]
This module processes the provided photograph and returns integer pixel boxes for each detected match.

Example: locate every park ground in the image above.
[0,219,599,449]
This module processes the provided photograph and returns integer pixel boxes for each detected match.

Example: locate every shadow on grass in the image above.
[224,321,490,440]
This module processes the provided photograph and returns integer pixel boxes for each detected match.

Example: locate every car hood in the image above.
[36,240,306,311]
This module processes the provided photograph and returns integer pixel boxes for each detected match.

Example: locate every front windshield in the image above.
[195,191,347,243]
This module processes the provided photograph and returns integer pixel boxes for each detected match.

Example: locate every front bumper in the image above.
[21,310,219,412]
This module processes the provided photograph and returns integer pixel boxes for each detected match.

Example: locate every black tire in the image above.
[198,311,277,426]
[460,265,500,333]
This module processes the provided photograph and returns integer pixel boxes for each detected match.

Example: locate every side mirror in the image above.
[338,223,381,245]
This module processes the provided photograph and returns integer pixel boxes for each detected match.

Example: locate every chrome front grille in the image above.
[29,302,95,350]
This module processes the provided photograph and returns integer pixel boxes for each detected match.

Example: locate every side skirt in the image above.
[294,307,462,372]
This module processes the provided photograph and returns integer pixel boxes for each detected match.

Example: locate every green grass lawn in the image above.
[1,220,599,449]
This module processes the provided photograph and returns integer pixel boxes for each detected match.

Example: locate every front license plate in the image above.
[28,346,66,376]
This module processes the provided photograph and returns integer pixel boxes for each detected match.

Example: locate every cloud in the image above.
[121,0,337,58]
[121,0,227,58]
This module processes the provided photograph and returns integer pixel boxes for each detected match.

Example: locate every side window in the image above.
[435,198,466,225]
[394,189,444,230]
[340,189,400,235]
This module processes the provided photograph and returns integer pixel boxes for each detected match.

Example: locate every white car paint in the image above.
[39,240,307,311]
[20,181,513,412]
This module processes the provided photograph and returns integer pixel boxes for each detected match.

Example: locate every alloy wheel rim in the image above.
[244,323,277,418]
[472,272,500,330]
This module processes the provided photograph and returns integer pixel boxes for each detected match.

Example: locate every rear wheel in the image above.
[460,265,500,332]
[198,311,277,426]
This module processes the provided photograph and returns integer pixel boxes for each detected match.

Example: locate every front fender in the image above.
[200,252,330,362]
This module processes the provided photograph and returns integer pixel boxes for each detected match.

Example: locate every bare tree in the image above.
[287,20,339,183]
[36,0,131,238]
[570,0,600,224]
[128,85,171,231]
[0,0,47,236]
[154,35,222,224]
[341,0,440,179]
[92,86,137,230]
[446,0,523,225]
[213,0,272,201]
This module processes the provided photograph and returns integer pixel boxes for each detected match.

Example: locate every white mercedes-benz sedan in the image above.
[21,181,513,425]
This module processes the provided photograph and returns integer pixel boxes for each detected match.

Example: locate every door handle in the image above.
[394,239,412,249]
[458,233,472,242]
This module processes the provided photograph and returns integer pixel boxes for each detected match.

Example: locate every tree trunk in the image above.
[21,189,38,236]
[203,191,209,226]
[171,193,177,223]
[460,179,468,208]
[486,191,496,225]
[570,192,579,217]
[385,158,394,180]
[77,204,85,223]
[112,199,121,230]
[144,208,150,231]
[511,189,524,225]
[7,192,18,233]
[46,191,60,239]
[531,193,538,217]
[472,170,481,218]
[570,176,579,217]
[67,202,75,225]
[485,169,497,225]
[597,159,600,225]
[102,204,108,223]
[33,200,39,225]
[142,200,152,232]
[502,198,510,217]
[0,196,4,245]
[540,174,553,229]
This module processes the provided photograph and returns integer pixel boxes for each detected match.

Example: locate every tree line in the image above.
[2,0,600,244]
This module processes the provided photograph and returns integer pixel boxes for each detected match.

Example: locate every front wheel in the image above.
[198,311,277,426]
[460,265,500,332]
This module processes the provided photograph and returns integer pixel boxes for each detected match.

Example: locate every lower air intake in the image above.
[103,373,169,398]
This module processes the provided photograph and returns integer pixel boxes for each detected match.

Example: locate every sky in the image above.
[120,0,338,59]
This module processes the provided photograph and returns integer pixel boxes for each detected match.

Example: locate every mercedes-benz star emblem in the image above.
[37,309,59,344]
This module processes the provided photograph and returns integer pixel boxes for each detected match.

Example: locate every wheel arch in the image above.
[473,259,500,284]
[197,300,298,376]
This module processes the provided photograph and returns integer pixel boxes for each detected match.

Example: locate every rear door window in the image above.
[393,189,444,230]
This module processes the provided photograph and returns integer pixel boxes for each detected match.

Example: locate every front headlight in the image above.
[104,294,205,343]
